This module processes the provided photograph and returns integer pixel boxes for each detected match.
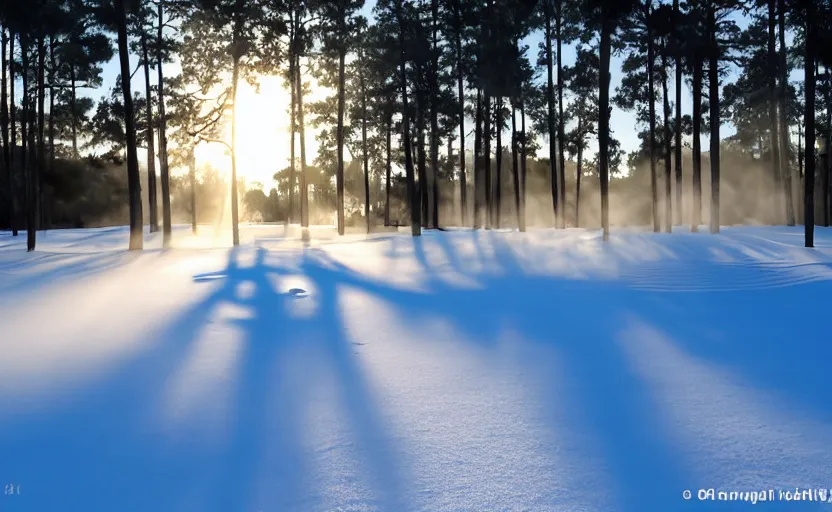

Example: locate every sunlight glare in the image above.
[192,74,328,191]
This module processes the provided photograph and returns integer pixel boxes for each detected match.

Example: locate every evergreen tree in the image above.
[564,43,598,227]
[315,0,364,235]
[185,0,265,246]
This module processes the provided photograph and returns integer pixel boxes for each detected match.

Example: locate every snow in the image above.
[1,224,831,511]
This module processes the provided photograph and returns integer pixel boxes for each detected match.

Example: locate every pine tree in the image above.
[800,0,817,246]
[185,0,265,246]
[564,44,598,227]
[615,1,660,231]
[581,0,640,241]
[383,0,419,235]
[1,26,11,234]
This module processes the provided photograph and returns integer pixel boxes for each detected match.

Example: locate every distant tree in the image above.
[582,0,640,240]
[261,0,296,222]
[166,74,211,234]
[380,0,419,235]
[616,0,660,231]
[114,0,143,249]
[445,0,474,225]
[538,0,560,226]
[347,24,372,233]
[1,26,12,234]
[85,0,145,249]
[183,0,265,246]
[672,0,683,225]
[129,0,160,232]
[315,0,365,235]
[87,85,147,158]
[54,21,114,159]
[554,0,580,228]
[155,0,181,245]
[699,0,741,233]
[656,3,674,232]
[564,44,598,226]
[363,16,399,226]
[799,0,817,247]
[680,0,708,231]
[777,0,794,225]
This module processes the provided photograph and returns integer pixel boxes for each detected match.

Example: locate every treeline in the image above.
[1,0,831,250]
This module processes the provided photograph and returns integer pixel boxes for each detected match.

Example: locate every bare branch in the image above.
[45,83,101,90]
[130,61,143,79]
[192,135,231,151]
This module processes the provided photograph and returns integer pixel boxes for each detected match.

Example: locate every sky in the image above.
[79,1,800,189]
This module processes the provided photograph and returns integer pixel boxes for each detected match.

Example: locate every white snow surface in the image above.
[1,224,831,511]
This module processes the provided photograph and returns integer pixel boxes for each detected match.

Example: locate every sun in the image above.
[193,76,291,190]
[191,69,330,192]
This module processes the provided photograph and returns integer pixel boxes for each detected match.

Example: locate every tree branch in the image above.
[130,61,143,79]
[45,83,101,89]
[192,135,231,151]
[300,15,323,27]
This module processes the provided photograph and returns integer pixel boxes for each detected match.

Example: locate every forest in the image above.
[4,1,832,508]
[1,0,830,249]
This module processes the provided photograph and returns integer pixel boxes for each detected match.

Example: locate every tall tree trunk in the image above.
[287,13,296,225]
[385,113,391,226]
[116,0,143,250]
[544,0,558,225]
[708,6,720,234]
[778,0,794,225]
[413,61,428,226]
[416,93,428,226]
[296,53,309,230]
[758,133,764,160]
[28,94,36,235]
[647,3,659,232]
[576,138,583,227]
[484,92,492,229]
[673,1,682,225]
[495,96,502,228]
[141,33,158,233]
[767,0,782,223]
[430,0,440,229]
[692,58,702,232]
[803,2,816,247]
[360,49,370,234]
[70,66,78,159]
[825,69,831,227]
[37,37,45,232]
[455,0,466,226]
[661,47,672,233]
[519,95,527,231]
[22,34,35,250]
[48,36,55,169]
[230,52,240,246]
[1,28,11,235]
[599,15,611,241]
[447,134,454,218]
[798,117,803,221]
[512,103,520,229]
[189,148,196,233]
[394,0,420,236]
[474,88,482,228]
[9,32,16,236]
[158,0,171,245]
[556,0,566,227]
[336,10,346,236]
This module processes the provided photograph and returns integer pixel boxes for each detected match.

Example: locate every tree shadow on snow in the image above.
[1,229,830,512]
[284,229,832,510]
[0,243,413,512]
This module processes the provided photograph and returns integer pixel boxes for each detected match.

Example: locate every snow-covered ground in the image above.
[1,224,831,511]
